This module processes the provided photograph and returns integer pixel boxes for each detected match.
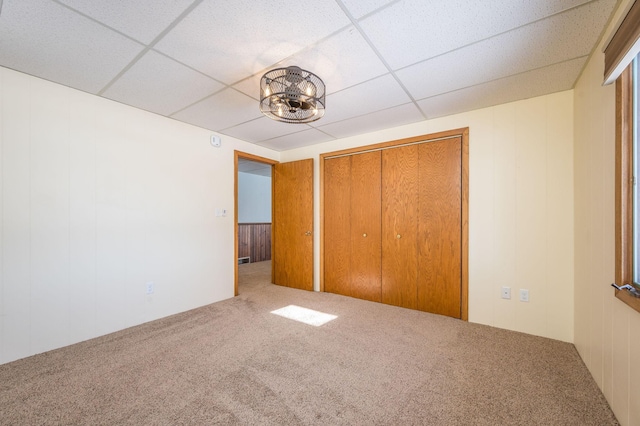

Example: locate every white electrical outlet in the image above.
[501,286,511,299]
[519,289,529,302]
[146,281,155,295]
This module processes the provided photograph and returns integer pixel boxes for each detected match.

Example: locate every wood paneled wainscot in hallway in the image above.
[238,223,271,263]
[321,129,469,319]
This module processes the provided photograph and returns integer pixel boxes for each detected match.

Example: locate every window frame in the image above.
[614,60,640,313]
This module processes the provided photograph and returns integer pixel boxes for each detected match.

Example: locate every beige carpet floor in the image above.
[0,261,618,425]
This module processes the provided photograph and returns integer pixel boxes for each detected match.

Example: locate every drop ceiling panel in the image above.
[258,128,335,151]
[103,51,225,116]
[339,0,398,19]
[0,0,144,94]
[398,0,614,101]
[417,58,586,119]
[275,26,390,94]
[0,0,619,150]
[232,76,261,102]
[318,102,424,139]
[251,168,273,177]
[316,74,412,126]
[234,26,389,98]
[222,117,307,143]
[238,159,272,176]
[172,88,261,131]
[57,0,194,44]
[155,0,351,85]
[359,0,592,70]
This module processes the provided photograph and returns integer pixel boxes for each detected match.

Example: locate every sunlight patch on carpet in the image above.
[271,305,337,326]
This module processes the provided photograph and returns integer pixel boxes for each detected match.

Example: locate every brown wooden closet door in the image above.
[273,159,314,291]
[324,156,351,296]
[418,138,462,318]
[382,145,419,309]
[350,151,381,302]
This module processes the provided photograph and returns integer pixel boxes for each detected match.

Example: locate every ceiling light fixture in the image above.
[259,66,325,123]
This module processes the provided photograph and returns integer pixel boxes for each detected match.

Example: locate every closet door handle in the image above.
[304,231,312,236]
[396,234,401,239]
[363,233,367,237]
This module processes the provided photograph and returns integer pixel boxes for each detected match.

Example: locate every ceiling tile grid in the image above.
[357,0,593,70]
[171,87,261,131]
[339,0,400,19]
[396,0,616,102]
[258,128,336,151]
[317,102,425,140]
[0,0,620,149]
[56,0,195,44]
[221,116,309,143]
[313,74,413,127]
[103,50,225,117]
[154,0,351,85]
[276,26,390,94]
[238,158,272,176]
[416,57,587,119]
[233,26,389,99]
[0,0,145,94]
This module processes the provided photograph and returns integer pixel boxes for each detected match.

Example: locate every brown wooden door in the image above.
[273,159,314,291]
[324,156,352,296]
[350,151,382,302]
[418,138,462,318]
[381,145,419,309]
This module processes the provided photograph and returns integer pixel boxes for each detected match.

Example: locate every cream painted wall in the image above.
[573,0,640,424]
[281,91,575,343]
[0,66,279,365]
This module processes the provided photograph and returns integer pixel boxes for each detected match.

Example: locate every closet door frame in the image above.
[319,128,469,320]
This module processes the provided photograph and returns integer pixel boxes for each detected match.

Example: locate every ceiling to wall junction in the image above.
[0,0,618,151]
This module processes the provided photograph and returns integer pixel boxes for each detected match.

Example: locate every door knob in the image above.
[363,233,367,237]
[305,231,312,236]
[396,234,401,239]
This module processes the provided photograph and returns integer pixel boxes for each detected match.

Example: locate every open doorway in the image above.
[234,151,314,295]
[234,151,277,295]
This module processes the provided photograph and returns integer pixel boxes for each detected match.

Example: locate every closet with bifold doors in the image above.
[321,129,468,320]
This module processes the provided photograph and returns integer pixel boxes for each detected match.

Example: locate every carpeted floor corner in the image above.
[0,261,618,425]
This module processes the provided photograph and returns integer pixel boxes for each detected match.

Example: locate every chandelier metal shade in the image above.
[259,66,326,123]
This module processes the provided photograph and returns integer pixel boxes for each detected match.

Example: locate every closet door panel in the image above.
[350,151,382,302]
[418,138,462,318]
[382,145,419,309]
[324,156,352,296]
